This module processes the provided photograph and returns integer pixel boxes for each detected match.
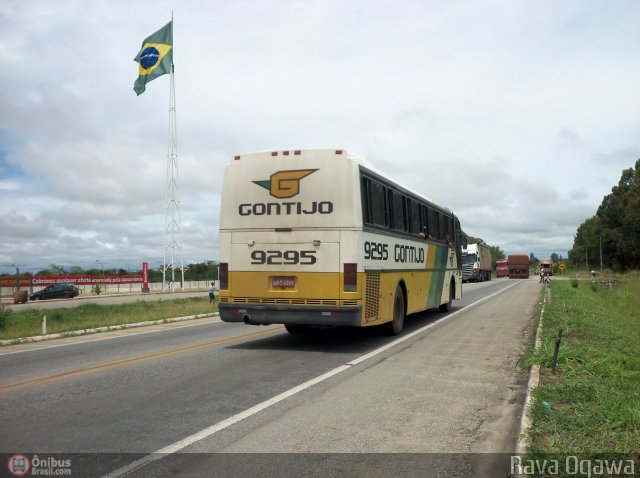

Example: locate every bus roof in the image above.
[231,148,454,216]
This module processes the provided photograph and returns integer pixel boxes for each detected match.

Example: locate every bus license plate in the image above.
[272,276,295,288]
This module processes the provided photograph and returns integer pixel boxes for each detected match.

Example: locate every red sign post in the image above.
[142,262,150,293]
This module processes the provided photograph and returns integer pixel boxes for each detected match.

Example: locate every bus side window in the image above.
[454,216,463,264]
[420,204,428,238]
[367,179,387,227]
[428,207,440,240]
[408,199,421,234]
[438,213,446,241]
[360,177,369,224]
[388,190,405,232]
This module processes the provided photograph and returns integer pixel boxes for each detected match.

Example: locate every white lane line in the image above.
[103,281,520,478]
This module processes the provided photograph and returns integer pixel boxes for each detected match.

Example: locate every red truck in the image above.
[495,259,509,278]
[508,254,530,279]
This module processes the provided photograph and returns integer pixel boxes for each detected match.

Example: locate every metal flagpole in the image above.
[163,15,185,291]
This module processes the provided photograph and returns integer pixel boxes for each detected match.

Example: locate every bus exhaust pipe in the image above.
[242,314,270,326]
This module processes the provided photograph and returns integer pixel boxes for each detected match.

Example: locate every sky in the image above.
[1,0,639,274]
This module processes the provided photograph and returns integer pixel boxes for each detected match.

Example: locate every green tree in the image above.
[488,244,505,267]
[570,159,640,270]
[529,252,539,269]
[49,264,67,275]
[570,216,600,270]
[184,261,219,281]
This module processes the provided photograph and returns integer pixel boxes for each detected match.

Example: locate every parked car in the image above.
[30,283,79,301]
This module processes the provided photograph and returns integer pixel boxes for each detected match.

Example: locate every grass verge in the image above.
[523,274,640,471]
[0,297,217,340]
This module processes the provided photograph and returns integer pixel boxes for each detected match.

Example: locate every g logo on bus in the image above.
[253,169,318,199]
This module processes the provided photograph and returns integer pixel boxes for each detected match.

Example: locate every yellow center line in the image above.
[0,326,283,395]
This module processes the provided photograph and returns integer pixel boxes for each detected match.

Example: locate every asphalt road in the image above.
[0,278,540,477]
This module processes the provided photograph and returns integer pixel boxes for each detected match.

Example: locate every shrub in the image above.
[0,306,10,329]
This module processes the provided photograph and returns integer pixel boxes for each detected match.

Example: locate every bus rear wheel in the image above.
[385,285,405,336]
[284,324,309,334]
[439,280,454,312]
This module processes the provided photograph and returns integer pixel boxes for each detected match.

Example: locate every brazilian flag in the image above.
[133,21,173,95]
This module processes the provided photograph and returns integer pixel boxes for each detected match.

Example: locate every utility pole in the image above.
[585,245,588,272]
[599,235,603,271]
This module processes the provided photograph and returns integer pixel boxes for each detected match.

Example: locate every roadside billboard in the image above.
[0,274,144,288]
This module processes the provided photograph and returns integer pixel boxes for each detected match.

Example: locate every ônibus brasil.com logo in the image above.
[7,454,30,477]
[7,454,72,476]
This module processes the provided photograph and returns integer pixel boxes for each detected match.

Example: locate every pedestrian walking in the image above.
[209,282,216,304]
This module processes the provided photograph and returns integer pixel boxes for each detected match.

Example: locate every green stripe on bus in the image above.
[427,245,447,309]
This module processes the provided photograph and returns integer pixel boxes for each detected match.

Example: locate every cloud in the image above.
[0,0,639,272]
[592,148,640,166]
[0,180,20,191]
[556,128,581,149]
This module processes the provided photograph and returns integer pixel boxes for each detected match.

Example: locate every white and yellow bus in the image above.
[218,148,462,335]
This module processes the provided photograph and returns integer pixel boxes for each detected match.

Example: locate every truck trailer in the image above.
[462,243,492,282]
[508,254,530,279]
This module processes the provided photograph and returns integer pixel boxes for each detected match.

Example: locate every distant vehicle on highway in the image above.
[462,242,492,282]
[495,258,509,278]
[539,259,554,276]
[30,283,79,301]
[508,254,530,279]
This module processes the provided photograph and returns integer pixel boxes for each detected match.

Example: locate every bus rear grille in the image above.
[365,272,381,322]
[226,298,352,306]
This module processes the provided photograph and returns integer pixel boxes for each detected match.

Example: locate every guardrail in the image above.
[596,280,619,288]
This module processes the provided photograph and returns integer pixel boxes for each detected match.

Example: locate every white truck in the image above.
[462,242,492,282]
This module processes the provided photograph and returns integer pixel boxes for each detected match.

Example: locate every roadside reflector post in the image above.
[552,328,563,374]
[42,315,47,336]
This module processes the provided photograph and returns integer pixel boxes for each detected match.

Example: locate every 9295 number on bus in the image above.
[364,241,389,261]
[250,250,317,265]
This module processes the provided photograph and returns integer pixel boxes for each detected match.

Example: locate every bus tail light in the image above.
[344,263,357,292]
[220,263,229,290]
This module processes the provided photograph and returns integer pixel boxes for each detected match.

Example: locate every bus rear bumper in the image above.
[218,303,362,327]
